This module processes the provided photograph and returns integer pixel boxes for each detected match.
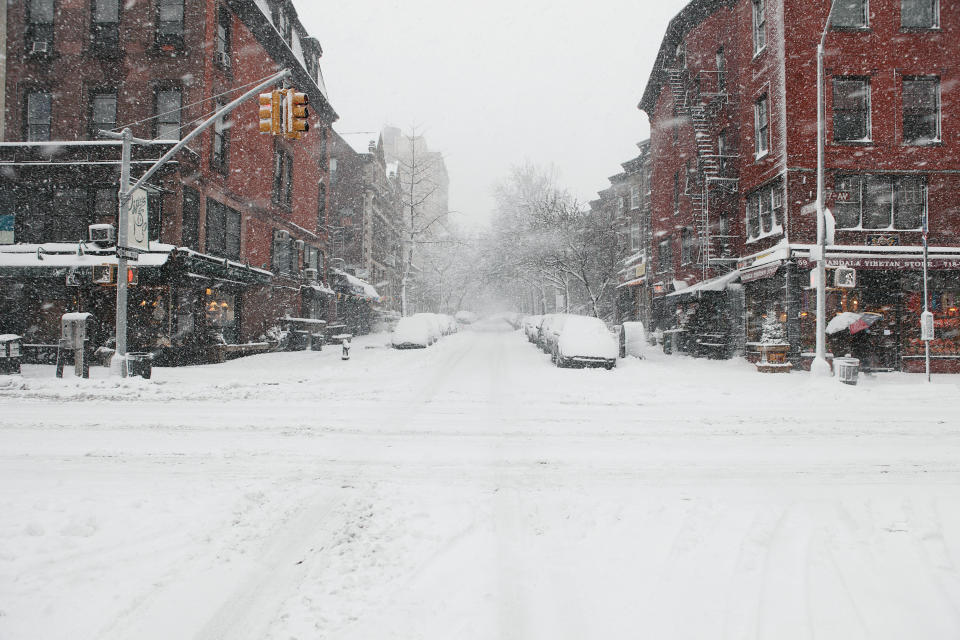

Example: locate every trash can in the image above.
[835,357,860,385]
[127,352,153,379]
[0,334,22,374]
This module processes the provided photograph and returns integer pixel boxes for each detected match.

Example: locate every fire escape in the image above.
[666,67,739,280]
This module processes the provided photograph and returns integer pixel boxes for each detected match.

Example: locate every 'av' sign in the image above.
[127,188,150,251]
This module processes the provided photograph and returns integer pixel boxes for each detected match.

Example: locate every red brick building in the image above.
[640,0,960,371]
[0,0,337,362]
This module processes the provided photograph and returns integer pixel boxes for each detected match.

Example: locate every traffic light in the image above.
[285,89,309,139]
[258,90,281,135]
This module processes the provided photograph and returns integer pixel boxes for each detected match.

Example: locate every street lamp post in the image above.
[811,0,838,377]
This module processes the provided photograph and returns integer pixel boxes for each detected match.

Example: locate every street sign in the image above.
[116,246,141,261]
[127,188,150,251]
[921,311,935,341]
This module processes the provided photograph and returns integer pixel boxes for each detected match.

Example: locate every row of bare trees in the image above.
[477,163,621,320]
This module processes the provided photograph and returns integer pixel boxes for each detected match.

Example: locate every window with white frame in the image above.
[832,77,871,142]
[831,0,868,28]
[155,88,181,139]
[903,77,940,144]
[745,178,784,240]
[630,221,640,252]
[752,0,766,54]
[630,185,640,209]
[617,196,624,213]
[901,0,938,28]
[834,174,925,230]
[754,93,769,158]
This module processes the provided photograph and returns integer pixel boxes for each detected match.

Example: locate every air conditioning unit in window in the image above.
[275,230,290,241]
[216,50,231,68]
[31,40,49,54]
[88,224,116,246]
[303,268,318,282]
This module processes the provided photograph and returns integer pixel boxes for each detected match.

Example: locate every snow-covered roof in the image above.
[0,243,171,269]
[302,282,335,295]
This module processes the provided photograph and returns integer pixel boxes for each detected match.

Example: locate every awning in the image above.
[666,270,741,297]
[740,262,782,283]
[301,282,335,295]
[332,269,380,301]
[0,243,171,279]
[617,277,646,288]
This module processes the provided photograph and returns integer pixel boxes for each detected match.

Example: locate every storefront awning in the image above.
[0,242,170,279]
[666,270,741,297]
[617,276,647,288]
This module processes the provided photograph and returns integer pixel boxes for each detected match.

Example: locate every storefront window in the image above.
[205,288,237,343]
[833,174,926,229]
[744,272,785,343]
[904,273,960,357]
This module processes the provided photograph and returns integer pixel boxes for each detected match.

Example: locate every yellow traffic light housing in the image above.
[258,90,281,135]
[285,89,309,139]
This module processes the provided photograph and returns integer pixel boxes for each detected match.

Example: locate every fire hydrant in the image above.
[341,337,351,360]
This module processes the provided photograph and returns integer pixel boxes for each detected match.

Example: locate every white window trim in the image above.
[833,174,926,231]
[833,77,873,143]
[744,180,785,243]
[752,0,766,57]
[754,93,770,160]
[903,76,942,145]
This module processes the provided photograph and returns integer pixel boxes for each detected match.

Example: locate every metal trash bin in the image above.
[0,334,22,374]
[836,357,860,385]
[127,352,153,379]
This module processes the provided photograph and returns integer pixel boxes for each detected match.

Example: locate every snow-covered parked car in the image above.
[523,315,543,343]
[392,313,443,348]
[538,313,569,355]
[454,310,477,325]
[553,315,618,369]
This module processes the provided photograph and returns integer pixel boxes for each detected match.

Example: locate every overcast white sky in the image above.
[296,0,691,228]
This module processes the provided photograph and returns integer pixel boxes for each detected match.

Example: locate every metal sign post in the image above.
[922,209,931,382]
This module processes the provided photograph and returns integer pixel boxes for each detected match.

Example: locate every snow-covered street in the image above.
[3,322,960,639]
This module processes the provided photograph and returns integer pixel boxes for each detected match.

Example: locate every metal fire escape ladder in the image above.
[666,69,737,280]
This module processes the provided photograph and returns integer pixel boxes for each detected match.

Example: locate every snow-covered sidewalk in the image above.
[2,327,960,639]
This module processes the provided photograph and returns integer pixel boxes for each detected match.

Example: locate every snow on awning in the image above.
[332,269,380,301]
[617,277,646,289]
[302,282,335,295]
[665,270,741,297]
[0,243,170,277]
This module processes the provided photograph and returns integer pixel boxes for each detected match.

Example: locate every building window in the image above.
[272,5,292,45]
[832,0,868,28]
[902,0,938,28]
[90,91,117,138]
[754,93,769,158]
[211,100,229,170]
[903,77,940,144]
[205,198,240,259]
[273,148,293,207]
[746,179,784,240]
[271,230,296,274]
[93,186,117,225]
[617,196,624,212]
[832,77,871,142]
[215,6,231,69]
[181,187,199,250]
[673,172,680,213]
[156,0,184,49]
[834,175,925,230]
[752,0,766,54]
[91,0,120,52]
[630,222,640,252]
[27,0,55,54]
[717,130,729,175]
[716,48,726,92]
[26,91,52,142]
[317,182,326,229]
[658,237,673,274]
[681,227,695,265]
[155,88,182,140]
[630,185,640,210]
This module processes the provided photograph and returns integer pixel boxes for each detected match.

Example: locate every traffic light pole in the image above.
[102,68,291,377]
